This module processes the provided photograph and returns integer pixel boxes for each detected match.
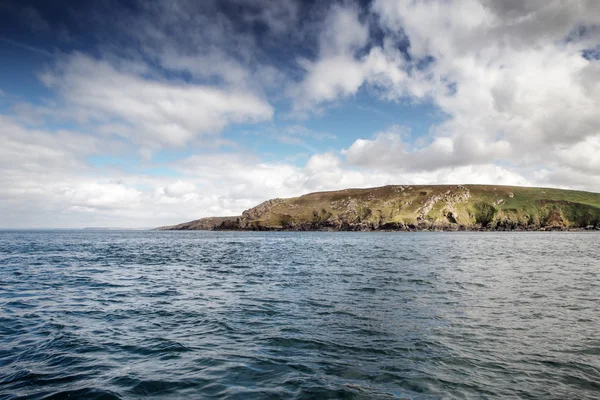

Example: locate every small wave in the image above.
[116,338,192,356]
[40,387,122,400]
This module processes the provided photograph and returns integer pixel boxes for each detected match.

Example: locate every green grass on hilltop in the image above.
[240,185,600,230]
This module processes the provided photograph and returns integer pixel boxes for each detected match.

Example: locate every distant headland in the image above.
[83,227,150,231]
[156,185,600,232]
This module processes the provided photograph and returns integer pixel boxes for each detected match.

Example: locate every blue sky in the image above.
[1,0,600,228]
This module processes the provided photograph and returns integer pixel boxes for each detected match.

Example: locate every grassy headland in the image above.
[157,185,600,231]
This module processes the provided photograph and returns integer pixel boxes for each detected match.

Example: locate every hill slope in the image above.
[157,185,600,231]
[155,216,239,230]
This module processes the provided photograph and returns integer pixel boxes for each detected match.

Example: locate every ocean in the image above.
[1,231,599,399]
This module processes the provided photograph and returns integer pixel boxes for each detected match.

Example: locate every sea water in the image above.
[1,231,599,399]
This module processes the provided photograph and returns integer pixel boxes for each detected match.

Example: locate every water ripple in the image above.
[1,230,599,399]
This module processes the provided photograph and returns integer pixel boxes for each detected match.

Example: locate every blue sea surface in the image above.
[1,231,599,399]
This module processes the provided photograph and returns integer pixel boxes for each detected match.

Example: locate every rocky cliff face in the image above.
[157,185,600,231]
[239,199,285,228]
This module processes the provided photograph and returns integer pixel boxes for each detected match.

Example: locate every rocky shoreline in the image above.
[159,218,600,232]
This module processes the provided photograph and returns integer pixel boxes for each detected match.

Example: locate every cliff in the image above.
[156,185,600,231]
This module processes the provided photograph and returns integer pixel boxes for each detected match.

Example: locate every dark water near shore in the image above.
[1,231,599,399]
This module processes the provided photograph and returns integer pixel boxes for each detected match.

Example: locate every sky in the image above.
[1,0,600,228]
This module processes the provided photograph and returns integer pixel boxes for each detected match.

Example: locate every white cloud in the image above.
[37,53,273,148]
[289,4,421,113]
[555,135,600,173]
[343,125,512,172]
[0,116,99,174]
[320,4,369,55]
[163,180,196,198]
[60,183,142,209]
[298,153,530,192]
[290,0,600,182]
[289,4,372,112]
[291,55,366,111]
[372,0,600,153]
